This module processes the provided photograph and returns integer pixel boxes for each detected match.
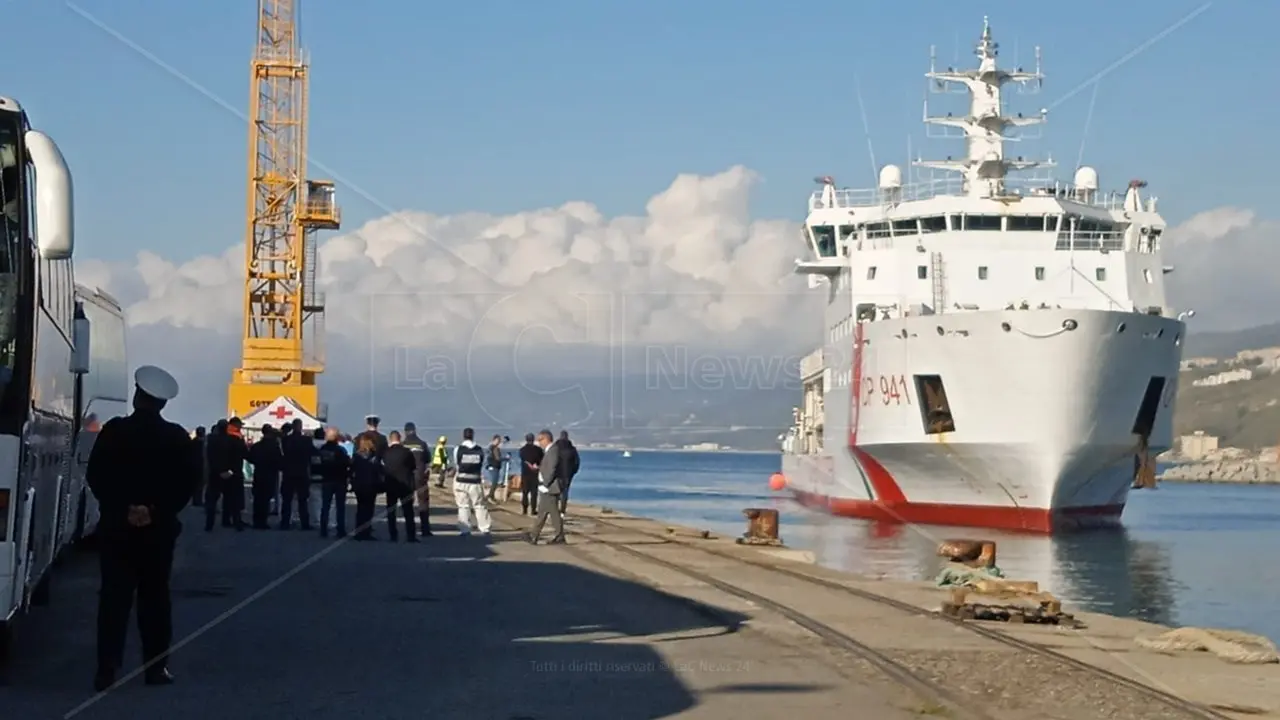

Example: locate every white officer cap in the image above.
[134,365,179,401]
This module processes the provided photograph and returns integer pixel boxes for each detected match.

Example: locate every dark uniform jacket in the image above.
[281,433,314,479]
[555,438,580,484]
[400,432,429,485]
[86,411,198,533]
[248,436,283,478]
[314,441,351,487]
[382,444,416,494]
[208,431,249,480]
[354,430,389,460]
[518,442,543,484]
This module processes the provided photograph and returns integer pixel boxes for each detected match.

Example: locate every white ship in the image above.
[777,18,1185,533]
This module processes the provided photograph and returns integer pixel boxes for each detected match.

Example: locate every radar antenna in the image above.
[918,17,1055,199]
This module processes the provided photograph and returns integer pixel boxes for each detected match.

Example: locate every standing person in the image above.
[517,433,543,515]
[315,427,352,539]
[452,428,491,536]
[555,430,581,517]
[400,422,432,536]
[524,430,566,545]
[355,415,388,460]
[350,435,384,540]
[431,436,450,487]
[205,418,248,531]
[382,431,418,542]
[248,424,283,529]
[309,427,327,531]
[86,366,196,690]
[278,419,313,530]
[190,426,208,507]
[483,434,505,502]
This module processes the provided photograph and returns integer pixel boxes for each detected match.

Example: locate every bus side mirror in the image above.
[71,304,90,375]
[25,130,74,260]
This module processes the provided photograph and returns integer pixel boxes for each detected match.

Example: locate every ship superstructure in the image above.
[779,18,1184,533]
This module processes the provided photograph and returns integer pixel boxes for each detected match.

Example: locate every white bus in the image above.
[0,95,85,665]
[62,286,128,550]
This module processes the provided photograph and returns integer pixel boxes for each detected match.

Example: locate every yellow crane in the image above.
[227,0,339,421]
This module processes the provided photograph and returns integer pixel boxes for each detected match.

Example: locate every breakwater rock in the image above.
[1158,459,1280,484]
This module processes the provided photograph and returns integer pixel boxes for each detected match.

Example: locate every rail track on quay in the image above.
[487,503,1232,720]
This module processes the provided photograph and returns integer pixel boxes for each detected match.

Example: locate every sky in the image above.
[3,0,1276,424]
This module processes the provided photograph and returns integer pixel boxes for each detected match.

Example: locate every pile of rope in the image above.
[1136,627,1280,664]
[935,563,1005,587]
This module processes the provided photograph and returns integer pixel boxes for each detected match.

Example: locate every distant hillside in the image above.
[1174,370,1280,449]
[1183,322,1280,359]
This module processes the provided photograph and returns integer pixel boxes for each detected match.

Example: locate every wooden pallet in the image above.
[940,600,1079,627]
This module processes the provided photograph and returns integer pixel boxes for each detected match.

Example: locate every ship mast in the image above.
[916,17,1054,198]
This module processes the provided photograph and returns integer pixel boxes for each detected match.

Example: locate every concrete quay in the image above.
[1,490,1274,720]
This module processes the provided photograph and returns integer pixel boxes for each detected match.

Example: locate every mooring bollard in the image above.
[937,538,997,568]
[738,508,782,546]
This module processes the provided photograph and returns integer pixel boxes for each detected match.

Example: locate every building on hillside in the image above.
[1235,347,1280,364]
[1179,431,1219,460]
[1191,368,1253,387]
[1180,357,1220,370]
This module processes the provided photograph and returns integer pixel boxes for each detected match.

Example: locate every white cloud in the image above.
[79,166,819,422]
[1163,206,1279,332]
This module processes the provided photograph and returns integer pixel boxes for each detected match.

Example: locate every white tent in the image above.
[240,396,323,441]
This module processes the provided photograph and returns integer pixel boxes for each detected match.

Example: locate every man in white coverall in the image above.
[452,427,492,535]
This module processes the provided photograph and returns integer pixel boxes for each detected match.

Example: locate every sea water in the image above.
[569,449,1280,642]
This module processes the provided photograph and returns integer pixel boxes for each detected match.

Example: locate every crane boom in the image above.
[227,0,339,421]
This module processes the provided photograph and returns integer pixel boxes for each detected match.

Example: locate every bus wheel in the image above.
[0,621,13,685]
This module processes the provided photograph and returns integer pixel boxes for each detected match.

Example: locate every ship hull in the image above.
[780,308,1184,534]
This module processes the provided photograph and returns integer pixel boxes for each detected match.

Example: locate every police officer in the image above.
[400,422,433,536]
[86,366,196,691]
[355,414,388,459]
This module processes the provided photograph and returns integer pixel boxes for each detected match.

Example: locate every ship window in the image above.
[915,374,956,434]
[891,219,918,235]
[866,266,877,280]
[920,216,947,233]
[839,224,857,241]
[1048,215,1062,232]
[917,265,927,279]
[865,222,890,238]
[1007,216,1044,231]
[1143,268,1153,283]
[1034,266,1045,280]
[977,266,988,280]
[963,215,1002,231]
[1095,267,1106,281]
[811,225,837,257]
[947,214,961,231]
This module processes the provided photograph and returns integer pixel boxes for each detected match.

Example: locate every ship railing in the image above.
[810,177,1139,211]
[1055,231,1126,251]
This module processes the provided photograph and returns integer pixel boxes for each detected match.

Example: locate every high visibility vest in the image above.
[432,445,448,466]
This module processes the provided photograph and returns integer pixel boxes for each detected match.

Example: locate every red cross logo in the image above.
[269,405,293,420]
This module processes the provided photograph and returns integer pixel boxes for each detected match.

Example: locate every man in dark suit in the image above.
[382,431,418,542]
[524,430,565,545]
[517,433,543,515]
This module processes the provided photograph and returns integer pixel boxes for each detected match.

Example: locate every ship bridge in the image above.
[794,18,1172,323]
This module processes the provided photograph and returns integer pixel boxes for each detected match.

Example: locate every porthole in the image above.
[1000,322,1011,332]
[1116,323,1126,333]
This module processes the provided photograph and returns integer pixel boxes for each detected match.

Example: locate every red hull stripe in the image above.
[850,447,908,505]
[788,488,1124,534]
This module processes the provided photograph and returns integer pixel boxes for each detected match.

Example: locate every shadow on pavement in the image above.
[0,505,827,719]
